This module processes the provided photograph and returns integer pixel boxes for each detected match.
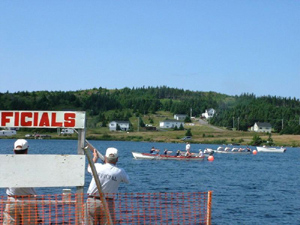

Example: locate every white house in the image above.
[60,128,74,135]
[202,108,216,119]
[159,120,184,129]
[251,122,272,133]
[174,114,187,121]
[0,130,17,136]
[109,121,130,131]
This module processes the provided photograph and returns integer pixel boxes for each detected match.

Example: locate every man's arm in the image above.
[92,149,99,163]
[88,149,100,171]
[121,169,130,184]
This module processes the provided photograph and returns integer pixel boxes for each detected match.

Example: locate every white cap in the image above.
[105,147,118,159]
[14,139,29,151]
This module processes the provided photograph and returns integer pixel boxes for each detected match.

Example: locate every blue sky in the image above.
[0,1,299,98]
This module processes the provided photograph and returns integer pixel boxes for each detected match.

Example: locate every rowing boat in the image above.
[256,146,286,153]
[214,146,252,154]
[132,152,205,160]
[214,150,252,154]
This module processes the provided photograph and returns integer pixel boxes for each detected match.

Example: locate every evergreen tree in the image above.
[185,128,192,136]
[139,118,145,127]
[184,116,192,123]
[179,124,184,130]
[267,133,274,146]
[250,133,263,146]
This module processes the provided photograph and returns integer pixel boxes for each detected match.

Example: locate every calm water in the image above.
[0,139,299,224]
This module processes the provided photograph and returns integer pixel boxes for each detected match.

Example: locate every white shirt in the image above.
[87,163,129,196]
[6,187,37,196]
[186,144,191,151]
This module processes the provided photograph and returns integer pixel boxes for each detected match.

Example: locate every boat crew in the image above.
[175,150,181,157]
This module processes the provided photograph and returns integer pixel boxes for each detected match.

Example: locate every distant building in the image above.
[174,114,187,121]
[159,119,184,129]
[60,128,74,135]
[202,108,216,119]
[109,121,130,131]
[145,126,157,131]
[251,122,272,133]
[0,130,17,136]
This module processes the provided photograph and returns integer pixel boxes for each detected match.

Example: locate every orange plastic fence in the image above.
[0,192,212,224]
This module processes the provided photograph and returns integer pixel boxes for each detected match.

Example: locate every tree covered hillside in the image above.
[1,86,299,134]
[211,94,300,134]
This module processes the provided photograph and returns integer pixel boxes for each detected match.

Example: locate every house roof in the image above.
[256,122,272,128]
[161,119,183,123]
[110,120,130,124]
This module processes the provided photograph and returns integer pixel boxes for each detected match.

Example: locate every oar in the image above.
[73,129,105,162]
[84,139,105,162]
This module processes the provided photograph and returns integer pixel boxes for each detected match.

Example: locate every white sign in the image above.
[0,155,86,188]
[0,111,86,129]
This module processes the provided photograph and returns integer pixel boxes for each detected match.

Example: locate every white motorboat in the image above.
[256,146,286,153]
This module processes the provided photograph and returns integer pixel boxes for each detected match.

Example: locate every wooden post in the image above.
[206,191,212,225]
[76,128,85,224]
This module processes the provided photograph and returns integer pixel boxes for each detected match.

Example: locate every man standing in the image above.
[85,147,129,224]
[3,139,39,225]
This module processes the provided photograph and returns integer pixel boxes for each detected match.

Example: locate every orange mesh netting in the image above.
[0,192,212,224]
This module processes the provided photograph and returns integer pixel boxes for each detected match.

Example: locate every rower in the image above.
[164,149,168,155]
[150,147,159,154]
[198,150,204,157]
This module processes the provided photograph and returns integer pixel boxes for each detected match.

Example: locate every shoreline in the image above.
[2,130,300,147]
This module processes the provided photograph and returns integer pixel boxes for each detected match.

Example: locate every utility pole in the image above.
[138,117,140,132]
[282,118,284,130]
[233,117,235,129]
[238,117,240,130]
[190,108,192,118]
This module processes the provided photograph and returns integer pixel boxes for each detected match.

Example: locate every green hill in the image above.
[1,86,300,138]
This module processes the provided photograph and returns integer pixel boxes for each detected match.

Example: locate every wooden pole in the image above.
[85,140,105,162]
[76,128,85,224]
[73,128,105,162]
